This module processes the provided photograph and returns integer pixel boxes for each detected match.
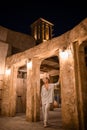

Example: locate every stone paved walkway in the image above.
[0,108,64,130]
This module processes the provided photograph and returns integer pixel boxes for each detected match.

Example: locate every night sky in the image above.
[0,1,86,37]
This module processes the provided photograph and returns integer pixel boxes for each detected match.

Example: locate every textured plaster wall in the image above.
[0,42,8,75]
[7,30,36,51]
[0,42,8,114]
[0,26,36,56]
[0,26,8,42]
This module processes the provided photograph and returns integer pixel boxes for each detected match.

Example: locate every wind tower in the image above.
[30,18,54,45]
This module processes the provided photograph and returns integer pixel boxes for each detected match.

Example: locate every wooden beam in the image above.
[40,64,59,71]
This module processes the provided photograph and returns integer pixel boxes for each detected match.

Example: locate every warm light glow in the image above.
[5,68,11,75]
[27,60,32,70]
[60,50,69,59]
[34,34,37,40]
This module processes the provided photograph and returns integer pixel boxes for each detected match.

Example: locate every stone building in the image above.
[0,17,87,130]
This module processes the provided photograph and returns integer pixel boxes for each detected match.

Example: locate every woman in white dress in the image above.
[41,75,59,127]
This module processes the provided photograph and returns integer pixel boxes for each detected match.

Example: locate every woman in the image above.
[41,75,59,127]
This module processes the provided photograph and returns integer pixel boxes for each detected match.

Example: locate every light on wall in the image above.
[27,59,32,70]
[5,67,11,75]
[60,50,69,59]
[59,45,73,60]
[59,47,68,59]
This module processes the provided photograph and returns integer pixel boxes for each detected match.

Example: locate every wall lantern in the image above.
[60,50,69,59]
[59,47,69,59]
[5,67,11,75]
[27,59,32,70]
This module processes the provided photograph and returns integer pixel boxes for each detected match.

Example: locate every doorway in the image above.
[40,55,62,127]
[16,65,27,114]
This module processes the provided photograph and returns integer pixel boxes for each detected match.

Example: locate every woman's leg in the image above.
[44,103,50,125]
[42,104,45,122]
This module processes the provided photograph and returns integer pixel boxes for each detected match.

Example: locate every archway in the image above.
[40,55,62,127]
[16,65,27,114]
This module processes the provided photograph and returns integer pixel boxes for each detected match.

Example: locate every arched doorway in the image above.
[16,65,27,114]
[40,55,62,127]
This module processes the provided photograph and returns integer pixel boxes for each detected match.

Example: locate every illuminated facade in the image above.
[0,18,87,130]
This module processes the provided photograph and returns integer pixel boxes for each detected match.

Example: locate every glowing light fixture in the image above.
[5,68,11,75]
[60,51,69,59]
[27,59,32,70]
[59,47,69,59]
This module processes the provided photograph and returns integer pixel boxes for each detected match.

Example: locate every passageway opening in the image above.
[16,65,27,114]
[40,55,62,123]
